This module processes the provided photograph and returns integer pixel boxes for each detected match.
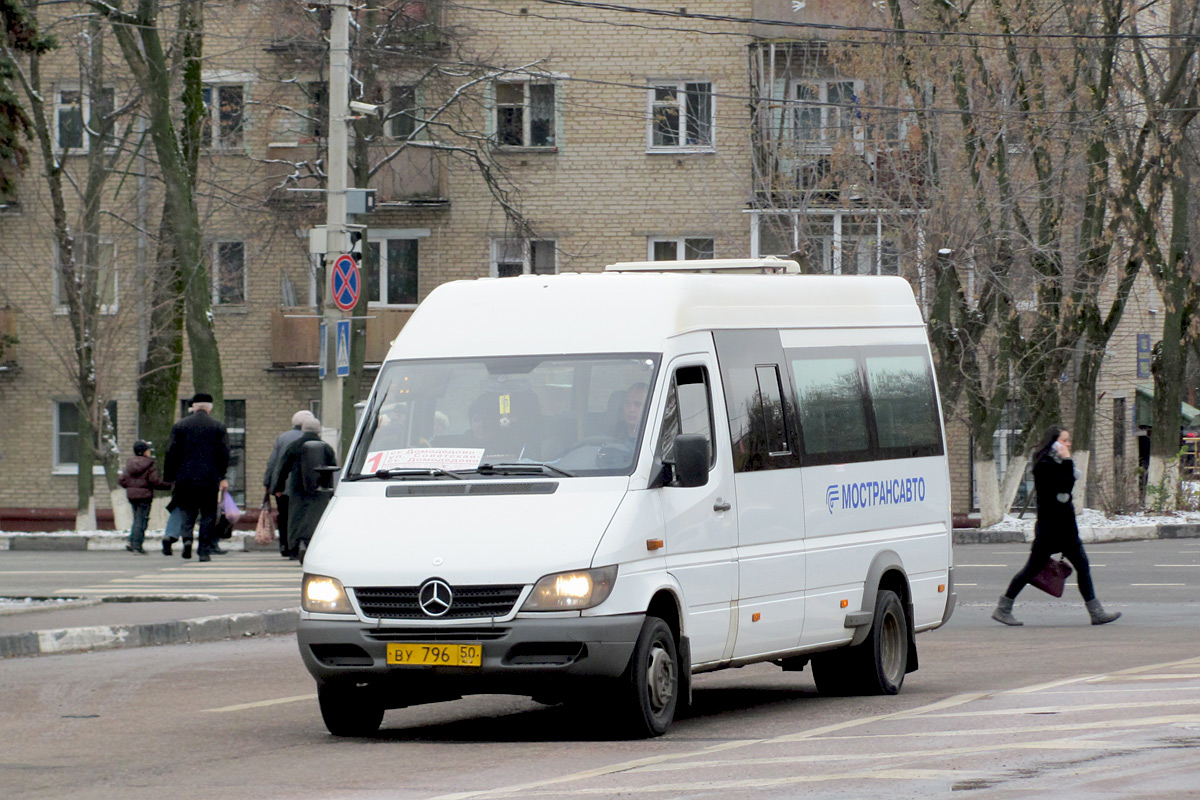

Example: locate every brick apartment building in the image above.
[0,0,1170,528]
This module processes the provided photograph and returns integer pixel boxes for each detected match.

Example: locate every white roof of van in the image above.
[387,272,924,360]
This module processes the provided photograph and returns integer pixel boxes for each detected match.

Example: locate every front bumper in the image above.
[298,614,645,701]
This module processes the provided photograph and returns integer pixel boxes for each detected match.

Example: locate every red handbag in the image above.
[1030,557,1073,597]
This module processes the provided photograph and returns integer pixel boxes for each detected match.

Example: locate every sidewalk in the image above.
[2,521,1198,659]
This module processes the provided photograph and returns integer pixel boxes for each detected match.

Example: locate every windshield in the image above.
[349,354,660,478]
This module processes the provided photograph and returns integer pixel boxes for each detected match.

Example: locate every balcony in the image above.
[263,144,444,208]
[0,308,17,368]
[270,307,414,367]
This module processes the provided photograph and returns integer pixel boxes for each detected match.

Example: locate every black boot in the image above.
[162,538,174,556]
[181,540,192,560]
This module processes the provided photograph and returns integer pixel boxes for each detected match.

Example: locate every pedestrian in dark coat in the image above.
[272,416,336,561]
[992,426,1121,626]
[163,393,231,562]
[119,440,171,554]
[263,410,314,557]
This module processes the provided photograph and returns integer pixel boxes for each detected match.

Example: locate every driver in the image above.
[616,382,649,448]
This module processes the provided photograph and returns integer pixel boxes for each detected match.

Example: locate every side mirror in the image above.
[672,434,709,488]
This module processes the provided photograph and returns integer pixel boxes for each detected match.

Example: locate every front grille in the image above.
[353,584,525,619]
[366,627,511,642]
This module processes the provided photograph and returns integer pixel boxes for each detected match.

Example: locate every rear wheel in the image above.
[812,589,908,696]
[615,616,679,738]
[318,680,384,737]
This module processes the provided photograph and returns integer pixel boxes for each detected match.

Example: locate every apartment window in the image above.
[54,400,117,473]
[492,238,556,277]
[212,241,246,305]
[54,88,115,152]
[648,81,714,150]
[650,237,715,261]
[365,237,419,305]
[54,239,119,314]
[792,79,861,148]
[306,81,328,140]
[494,80,556,148]
[202,84,244,148]
[751,212,902,275]
[390,85,418,139]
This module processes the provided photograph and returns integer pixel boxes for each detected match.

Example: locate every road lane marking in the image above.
[1089,674,1200,682]
[1153,564,1200,567]
[0,570,130,574]
[1130,583,1186,586]
[634,739,1149,772]
[919,698,1200,718]
[956,564,1011,567]
[204,694,316,712]
[424,659,1200,800]
[805,714,1200,741]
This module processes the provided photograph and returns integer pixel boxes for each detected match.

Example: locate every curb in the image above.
[0,607,299,659]
[951,523,1200,545]
[0,532,276,552]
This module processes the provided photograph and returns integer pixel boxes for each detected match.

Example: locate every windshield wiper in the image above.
[473,462,575,478]
[346,467,463,481]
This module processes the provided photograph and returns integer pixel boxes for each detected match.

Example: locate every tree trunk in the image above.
[975,448,1004,528]
[1073,449,1091,515]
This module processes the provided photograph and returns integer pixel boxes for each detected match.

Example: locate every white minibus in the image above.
[298,259,955,737]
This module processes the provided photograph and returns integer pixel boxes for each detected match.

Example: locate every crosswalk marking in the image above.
[49,554,303,600]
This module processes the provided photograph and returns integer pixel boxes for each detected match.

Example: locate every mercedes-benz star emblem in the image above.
[418,578,453,617]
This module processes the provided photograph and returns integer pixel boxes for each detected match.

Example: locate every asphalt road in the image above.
[1,540,1198,799]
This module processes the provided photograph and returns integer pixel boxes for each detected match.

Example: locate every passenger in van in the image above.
[992,426,1121,627]
[372,403,409,450]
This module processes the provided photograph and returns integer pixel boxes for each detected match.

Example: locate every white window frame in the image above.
[749,211,904,275]
[648,237,716,261]
[789,78,864,153]
[211,240,247,306]
[200,73,251,150]
[53,86,117,153]
[53,399,114,475]
[53,239,119,315]
[491,77,558,150]
[490,237,557,277]
[646,80,715,153]
[365,228,429,307]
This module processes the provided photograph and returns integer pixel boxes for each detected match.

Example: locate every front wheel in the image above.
[812,589,909,696]
[318,680,384,737]
[615,616,679,738]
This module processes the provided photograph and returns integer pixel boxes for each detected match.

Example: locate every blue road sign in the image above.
[336,319,351,378]
[331,254,360,311]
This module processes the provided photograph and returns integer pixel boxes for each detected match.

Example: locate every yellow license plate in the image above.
[386,642,482,667]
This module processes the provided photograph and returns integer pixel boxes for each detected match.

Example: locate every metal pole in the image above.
[321,0,351,452]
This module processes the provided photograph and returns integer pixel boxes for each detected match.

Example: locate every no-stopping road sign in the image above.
[331,254,360,311]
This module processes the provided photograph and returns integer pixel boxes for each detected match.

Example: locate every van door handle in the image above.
[713,500,731,512]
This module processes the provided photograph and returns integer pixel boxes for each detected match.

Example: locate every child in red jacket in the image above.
[118,441,171,554]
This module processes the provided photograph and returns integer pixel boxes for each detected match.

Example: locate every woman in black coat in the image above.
[992,425,1120,626]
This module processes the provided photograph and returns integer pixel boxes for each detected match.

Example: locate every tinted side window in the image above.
[714,330,798,472]
[864,352,943,458]
[657,365,715,466]
[791,354,872,465]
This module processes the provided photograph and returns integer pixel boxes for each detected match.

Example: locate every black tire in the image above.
[812,589,908,697]
[318,680,384,737]
[616,616,679,738]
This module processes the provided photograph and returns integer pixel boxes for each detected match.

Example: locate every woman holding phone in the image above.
[992,425,1121,626]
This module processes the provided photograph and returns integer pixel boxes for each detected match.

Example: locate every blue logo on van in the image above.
[825,484,840,513]
[827,477,926,514]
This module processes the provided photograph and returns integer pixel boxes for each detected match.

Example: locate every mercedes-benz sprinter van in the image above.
[298,258,955,737]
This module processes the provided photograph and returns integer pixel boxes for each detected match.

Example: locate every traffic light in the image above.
[349,229,363,263]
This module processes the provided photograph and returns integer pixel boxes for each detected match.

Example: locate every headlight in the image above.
[302,573,354,614]
[521,566,617,611]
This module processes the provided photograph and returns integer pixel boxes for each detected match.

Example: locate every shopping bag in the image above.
[254,501,277,546]
[220,489,243,525]
[1030,557,1073,597]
